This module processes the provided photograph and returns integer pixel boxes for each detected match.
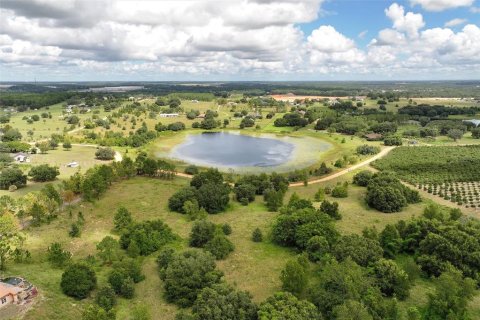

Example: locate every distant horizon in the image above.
[1,79,480,84]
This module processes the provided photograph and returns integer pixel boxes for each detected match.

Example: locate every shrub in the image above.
[113,206,133,232]
[0,167,27,190]
[69,223,81,237]
[61,263,97,299]
[95,286,117,311]
[28,164,60,182]
[192,283,258,320]
[162,250,223,307]
[119,219,176,256]
[264,188,284,212]
[168,187,198,213]
[222,223,232,235]
[320,200,341,220]
[356,144,380,155]
[331,184,348,198]
[95,147,115,160]
[47,242,72,268]
[204,234,235,260]
[189,220,216,247]
[252,228,263,242]
[234,183,256,204]
[258,292,320,320]
[372,259,410,300]
[280,258,308,296]
[384,135,403,146]
[184,165,199,175]
[353,170,373,186]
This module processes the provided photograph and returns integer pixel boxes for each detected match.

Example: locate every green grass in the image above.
[11,176,295,320]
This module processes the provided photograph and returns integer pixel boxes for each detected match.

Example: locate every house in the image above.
[0,277,36,309]
[364,133,383,141]
[12,153,30,163]
[0,283,22,308]
[196,113,206,119]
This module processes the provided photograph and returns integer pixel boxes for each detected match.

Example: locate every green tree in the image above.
[162,250,223,307]
[47,242,72,268]
[63,141,72,150]
[0,167,27,190]
[196,182,230,214]
[372,259,410,300]
[424,269,476,320]
[447,129,464,142]
[113,206,133,232]
[379,224,401,258]
[333,300,372,320]
[192,283,258,320]
[189,220,216,247]
[264,188,284,212]
[204,233,234,260]
[61,263,97,299]
[96,236,119,265]
[333,234,383,267]
[258,292,321,320]
[82,304,115,320]
[353,170,373,187]
[280,258,308,296]
[0,214,24,270]
[95,147,116,160]
[252,228,263,242]
[95,286,117,311]
[28,164,60,182]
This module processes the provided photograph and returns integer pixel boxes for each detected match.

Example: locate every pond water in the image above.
[171,132,294,168]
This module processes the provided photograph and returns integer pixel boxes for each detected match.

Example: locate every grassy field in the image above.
[3,103,109,141]
[0,145,109,199]
[6,165,479,319]
[3,96,480,319]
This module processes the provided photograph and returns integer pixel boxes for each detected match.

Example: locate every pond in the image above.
[167,132,332,173]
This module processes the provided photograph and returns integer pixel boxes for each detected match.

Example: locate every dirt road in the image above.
[288,146,396,187]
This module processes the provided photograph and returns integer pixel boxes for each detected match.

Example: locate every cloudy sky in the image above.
[0,0,479,81]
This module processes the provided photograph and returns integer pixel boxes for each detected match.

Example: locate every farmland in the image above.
[0,82,479,320]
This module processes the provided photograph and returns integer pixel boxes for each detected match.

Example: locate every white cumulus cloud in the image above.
[410,0,475,12]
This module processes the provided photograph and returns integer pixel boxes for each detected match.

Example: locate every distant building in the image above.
[12,153,30,163]
[364,133,383,141]
[159,113,179,118]
[196,113,206,119]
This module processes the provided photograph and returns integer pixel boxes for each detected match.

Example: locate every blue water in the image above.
[171,132,294,168]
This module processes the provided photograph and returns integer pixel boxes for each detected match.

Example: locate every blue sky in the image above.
[301,0,479,47]
[0,0,479,81]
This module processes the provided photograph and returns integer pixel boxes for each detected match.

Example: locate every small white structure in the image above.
[464,119,480,127]
[159,113,179,118]
[12,153,30,163]
[66,161,79,168]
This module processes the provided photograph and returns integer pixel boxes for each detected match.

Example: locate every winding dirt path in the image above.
[289,146,396,187]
